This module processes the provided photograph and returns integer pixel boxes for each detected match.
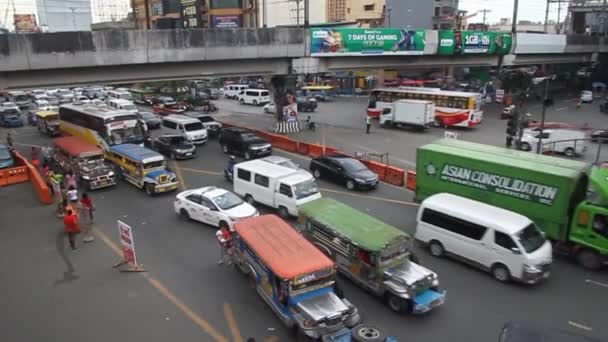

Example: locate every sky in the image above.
[1,0,565,29]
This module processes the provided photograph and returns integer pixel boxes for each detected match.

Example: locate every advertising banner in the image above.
[437,31,512,55]
[212,15,241,28]
[118,220,137,265]
[14,14,39,33]
[311,28,426,56]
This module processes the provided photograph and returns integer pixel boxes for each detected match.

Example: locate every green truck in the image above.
[415,139,608,270]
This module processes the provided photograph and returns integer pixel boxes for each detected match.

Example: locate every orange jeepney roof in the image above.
[53,136,102,157]
[234,215,334,280]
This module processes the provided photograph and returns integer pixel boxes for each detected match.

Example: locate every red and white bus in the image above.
[369,87,483,128]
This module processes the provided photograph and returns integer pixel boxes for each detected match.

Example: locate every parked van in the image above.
[520,128,587,157]
[108,99,138,113]
[107,90,132,101]
[224,84,249,99]
[233,159,322,218]
[7,91,30,109]
[238,89,271,106]
[415,193,553,284]
[161,114,208,144]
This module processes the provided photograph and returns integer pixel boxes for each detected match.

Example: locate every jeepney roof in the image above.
[110,144,163,163]
[299,198,408,252]
[35,110,59,118]
[234,215,334,280]
[53,136,102,157]
[422,139,588,178]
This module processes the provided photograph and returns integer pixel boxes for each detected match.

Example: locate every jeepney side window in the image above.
[358,248,372,266]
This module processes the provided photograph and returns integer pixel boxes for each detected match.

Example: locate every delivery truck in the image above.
[378,99,435,129]
[415,139,608,270]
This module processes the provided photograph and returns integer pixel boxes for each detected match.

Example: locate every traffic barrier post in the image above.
[406,171,417,191]
[297,142,310,156]
[385,166,405,187]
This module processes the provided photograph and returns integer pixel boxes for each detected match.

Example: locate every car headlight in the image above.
[82,175,90,180]
[524,264,541,273]
[108,171,114,177]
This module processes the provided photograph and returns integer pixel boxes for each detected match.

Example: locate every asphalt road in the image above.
[2,95,608,342]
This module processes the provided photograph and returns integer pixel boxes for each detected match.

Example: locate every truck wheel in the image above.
[352,324,386,342]
[564,147,575,157]
[145,183,155,196]
[429,240,444,257]
[386,293,408,313]
[312,169,321,178]
[278,206,289,219]
[576,249,602,270]
[491,264,511,282]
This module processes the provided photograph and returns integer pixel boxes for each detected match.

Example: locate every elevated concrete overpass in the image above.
[0,28,605,89]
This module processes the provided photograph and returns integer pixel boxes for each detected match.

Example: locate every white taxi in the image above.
[174,186,258,229]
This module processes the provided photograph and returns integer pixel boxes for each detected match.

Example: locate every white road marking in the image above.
[568,321,593,331]
[585,279,608,288]
[555,107,568,111]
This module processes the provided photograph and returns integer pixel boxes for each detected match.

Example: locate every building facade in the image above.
[385,0,433,29]
[327,0,348,22]
[432,0,459,30]
[133,0,258,29]
[568,0,608,34]
[36,0,93,31]
[346,0,385,27]
[260,0,327,28]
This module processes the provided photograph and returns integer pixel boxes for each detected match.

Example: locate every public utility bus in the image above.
[59,103,146,152]
[369,87,483,128]
[301,85,336,102]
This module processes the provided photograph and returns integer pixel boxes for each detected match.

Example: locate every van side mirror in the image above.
[510,247,521,255]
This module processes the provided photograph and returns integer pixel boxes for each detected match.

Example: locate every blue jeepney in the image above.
[231,215,398,341]
[107,144,179,195]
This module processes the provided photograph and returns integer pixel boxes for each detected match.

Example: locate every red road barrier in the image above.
[367,108,382,119]
[406,170,416,191]
[12,151,52,205]
[385,166,405,187]
[269,134,298,153]
[297,142,310,156]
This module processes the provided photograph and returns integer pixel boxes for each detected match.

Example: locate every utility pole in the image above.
[544,0,550,33]
[144,0,150,29]
[386,7,392,27]
[481,9,491,28]
[512,0,519,33]
[195,0,204,28]
[304,0,309,28]
[262,0,267,28]
[557,0,562,33]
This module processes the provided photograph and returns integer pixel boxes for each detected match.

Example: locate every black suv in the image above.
[152,134,196,160]
[309,154,378,190]
[219,127,272,160]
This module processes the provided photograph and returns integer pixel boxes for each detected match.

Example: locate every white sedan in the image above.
[263,102,276,114]
[174,186,258,229]
[581,91,593,103]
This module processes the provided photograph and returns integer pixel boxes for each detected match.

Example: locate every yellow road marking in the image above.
[319,187,419,207]
[180,166,223,176]
[223,303,243,342]
[173,161,188,190]
[92,226,228,342]
[178,165,417,206]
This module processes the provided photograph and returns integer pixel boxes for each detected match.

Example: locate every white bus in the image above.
[59,103,146,152]
[369,87,483,128]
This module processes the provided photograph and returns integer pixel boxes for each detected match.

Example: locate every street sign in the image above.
[118,220,137,266]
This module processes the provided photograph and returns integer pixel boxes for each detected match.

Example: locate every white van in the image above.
[238,89,271,106]
[223,84,249,99]
[415,193,552,284]
[108,99,138,113]
[107,90,132,101]
[520,128,587,157]
[161,114,208,144]
[233,159,322,218]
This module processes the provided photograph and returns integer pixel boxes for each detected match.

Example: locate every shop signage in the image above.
[311,28,426,56]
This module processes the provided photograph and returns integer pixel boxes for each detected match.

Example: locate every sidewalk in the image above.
[0,184,206,342]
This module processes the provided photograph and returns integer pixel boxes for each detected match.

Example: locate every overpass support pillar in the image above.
[269,75,300,134]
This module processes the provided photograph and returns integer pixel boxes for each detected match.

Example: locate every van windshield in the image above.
[516,224,546,253]
[184,122,204,131]
[294,179,319,199]
[0,148,11,161]
[123,104,137,111]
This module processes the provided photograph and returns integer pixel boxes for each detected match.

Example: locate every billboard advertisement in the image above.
[14,14,39,33]
[311,28,426,56]
[212,15,241,28]
[437,31,512,55]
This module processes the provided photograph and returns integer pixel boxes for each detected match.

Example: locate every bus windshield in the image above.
[108,125,145,145]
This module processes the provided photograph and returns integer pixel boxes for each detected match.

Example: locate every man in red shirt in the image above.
[63,209,80,251]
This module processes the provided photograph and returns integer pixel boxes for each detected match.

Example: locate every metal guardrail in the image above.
[540,138,607,164]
